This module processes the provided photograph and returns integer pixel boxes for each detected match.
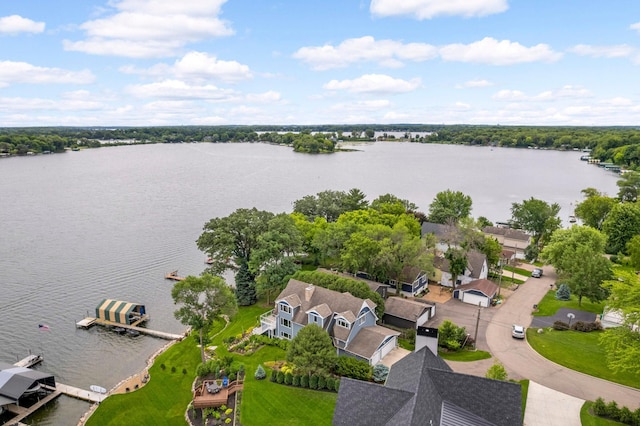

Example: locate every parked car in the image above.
[531,268,543,278]
[512,325,525,339]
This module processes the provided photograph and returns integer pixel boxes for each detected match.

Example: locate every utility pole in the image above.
[473,302,481,348]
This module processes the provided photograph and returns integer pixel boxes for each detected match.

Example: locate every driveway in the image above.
[486,265,640,409]
[530,307,596,328]
[524,381,583,426]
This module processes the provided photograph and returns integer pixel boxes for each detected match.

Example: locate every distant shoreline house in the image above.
[333,346,522,426]
[256,279,400,365]
[483,226,531,260]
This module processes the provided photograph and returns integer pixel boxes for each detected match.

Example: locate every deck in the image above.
[192,379,244,409]
[165,270,185,281]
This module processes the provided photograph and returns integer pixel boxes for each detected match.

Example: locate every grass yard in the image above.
[580,402,625,425]
[519,379,529,417]
[533,290,606,317]
[526,328,640,389]
[86,337,201,426]
[438,349,491,362]
[503,265,532,277]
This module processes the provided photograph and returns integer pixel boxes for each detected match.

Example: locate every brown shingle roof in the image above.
[343,325,400,359]
[466,250,487,279]
[459,279,498,297]
[384,297,434,322]
[483,226,530,241]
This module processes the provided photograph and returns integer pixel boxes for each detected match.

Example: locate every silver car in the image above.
[512,325,525,339]
[531,268,543,278]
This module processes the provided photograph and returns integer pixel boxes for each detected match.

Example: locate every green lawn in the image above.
[526,328,640,389]
[503,265,531,277]
[533,290,606,317]
[86,337,201,425]
[580,402,625,425]
[438,349,491,362]
[519,379,529,417]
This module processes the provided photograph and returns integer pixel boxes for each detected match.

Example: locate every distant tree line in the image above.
[3,125,640,169]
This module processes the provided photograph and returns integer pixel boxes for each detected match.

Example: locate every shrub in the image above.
[438,320,467,351]
[571,321,603,332]
[334,356,373,381]
[593,398,606,416]
[334,378,340,391]
[284,373,293,385]
[317,375,326,390]
[225,408,233,416]
[225,418,232,424]
[255,365,266,380]
[610,254,619,264]
[619,407,634,424]
[171,366,176,373]
[372,364,389,383]
[160,363,166,370]
[309,374,319,389]
[606,401,620,420]
[292,375,300,387]
[325,377,335,391]
[277,371,285,384]
[555,283,571,300]
[196,363,209,377]
[300,375,309,388]
[552,320,570,331]
[485,362,508,381]
[182,368,187,375]
[270,369,277,382]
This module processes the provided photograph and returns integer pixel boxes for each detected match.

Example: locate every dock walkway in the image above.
[5,389,62,424]
[165,270,185,281]
[75,317,184,340]
[49,383,108,403]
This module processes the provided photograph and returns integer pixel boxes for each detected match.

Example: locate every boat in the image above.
[126,329,140,337]
[22,381,41,395]
[113,326,125,334]
[569,215,577,223]
[90,385,107,394]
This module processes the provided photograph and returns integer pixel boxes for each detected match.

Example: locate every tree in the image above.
[485,362,508,381]
[540,226,612,305]
[616,171,640,202]
[293,189,368,222]
[427,190,473,224]
[445,247,467,290]
[510,197,561,248]
[370,193,418,212]
[602,203,640,254]
[574,192,616,230]
[286,324,337,375]
[172,274,237,362]
[235,261,257,306]
[555,284,571,300]
[254,365,266,380]
[626,235,640,270]
[438,320,467,351]
[477,216,493,229]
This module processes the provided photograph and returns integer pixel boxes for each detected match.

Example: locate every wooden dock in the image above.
[47,383,108,403]
[14,353,43,368]
[76,317,185,340]
[4,388,62,424]
[165,270,185,281]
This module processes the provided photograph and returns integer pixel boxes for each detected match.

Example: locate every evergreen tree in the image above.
[555,283,571,300]
[235,261,257,306]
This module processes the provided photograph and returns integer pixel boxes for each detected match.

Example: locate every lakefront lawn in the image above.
[526,328,640,389]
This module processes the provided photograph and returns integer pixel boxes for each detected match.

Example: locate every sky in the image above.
[1,0,640,127]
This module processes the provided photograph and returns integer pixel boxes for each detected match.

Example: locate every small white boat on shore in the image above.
[90,385,107,394]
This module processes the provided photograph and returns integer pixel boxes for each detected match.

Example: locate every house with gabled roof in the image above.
[256,279,400,365]
[382,297,436,329]
[453,278,499,307]
[333,346,522,426]
[483,226,531,259]
[434,250,488,288]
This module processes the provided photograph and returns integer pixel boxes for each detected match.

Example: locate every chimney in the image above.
[305,285,315,302]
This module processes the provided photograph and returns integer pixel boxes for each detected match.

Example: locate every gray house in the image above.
[256,279,400,365]
[434,250,488,287]
[333,346,522,426]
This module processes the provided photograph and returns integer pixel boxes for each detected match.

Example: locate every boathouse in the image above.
[0,362,56,409]
[95,299,146,325]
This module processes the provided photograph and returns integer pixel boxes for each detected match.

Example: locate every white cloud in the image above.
[630,22,640,33]
[323,74,421,94]
[0,61,95,86]
[0,96,103,112]
[370,0,508,19]
[127,79,236,100]
[330,99,392,112]
[492,85,591,102]
[120,51,253,83]
[64,0,234,58]
[293,36,437,70]
[568,44,635,58]
[440,37,562,65]
[456,79,493,88]
[0,15,45,34]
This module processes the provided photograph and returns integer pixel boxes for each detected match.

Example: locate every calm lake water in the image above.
[0,142,619,425]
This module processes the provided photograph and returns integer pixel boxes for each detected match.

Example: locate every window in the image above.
[359,316,366,325]
[280,303,291,314]
[337,318,350,329]
[281,331,291,339]
[280,318,291,328]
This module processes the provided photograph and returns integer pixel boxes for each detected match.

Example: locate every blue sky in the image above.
[1,0,639,127]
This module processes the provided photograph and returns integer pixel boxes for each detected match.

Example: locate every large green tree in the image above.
[540,226,612,305]
[600,271,640,374]
[510,197,561,248]
[293,188,368,222]
[574,191,616,230]
[427,190,473,224]
[601,202,640,254]
[616,171,640,202]
[286,324,337,375]
[172,274,237,362]
[445,247,468,290]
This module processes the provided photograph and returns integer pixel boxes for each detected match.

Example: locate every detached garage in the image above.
[95,299,146,325]
[382,297,436,329]
[453,279,498,308]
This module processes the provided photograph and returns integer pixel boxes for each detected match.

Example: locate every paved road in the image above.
[486,265,640,409]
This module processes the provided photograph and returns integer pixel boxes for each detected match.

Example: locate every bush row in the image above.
[250,334,290,350]
[592,397,640,425]
[269,369,340,392]
[552,320,602,332]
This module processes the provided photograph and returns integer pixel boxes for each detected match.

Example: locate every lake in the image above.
[0,141,619,425]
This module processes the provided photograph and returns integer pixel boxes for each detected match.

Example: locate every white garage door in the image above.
[373,337,397,364]
[462,292,488,307]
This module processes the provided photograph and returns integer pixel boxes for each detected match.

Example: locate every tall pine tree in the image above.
[235,261,257,306]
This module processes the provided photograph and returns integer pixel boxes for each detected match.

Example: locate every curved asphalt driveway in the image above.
[486,266,640,409]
